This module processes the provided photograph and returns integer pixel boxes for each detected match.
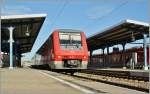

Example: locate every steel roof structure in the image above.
[87,19,149,51]
[1,14,47,54]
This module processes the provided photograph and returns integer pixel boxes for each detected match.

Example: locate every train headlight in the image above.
[58,56,61,58]
[83,56,86,59]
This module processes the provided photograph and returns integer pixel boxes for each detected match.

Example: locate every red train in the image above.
[33,29,89,74]
[90,47,149,69]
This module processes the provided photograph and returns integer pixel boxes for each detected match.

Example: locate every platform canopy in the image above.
[87,19,149,51]
[1,14,47,53]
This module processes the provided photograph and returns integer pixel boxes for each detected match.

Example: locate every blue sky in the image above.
[2,0,149,60]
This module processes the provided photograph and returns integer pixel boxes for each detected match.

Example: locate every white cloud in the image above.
[1,5,32,15]
[87,7,113,20]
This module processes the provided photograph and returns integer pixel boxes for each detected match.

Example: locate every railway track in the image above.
[80,69,149,81]
[70,69,149,92]
[55,69,149,92]
[32,67,149,92]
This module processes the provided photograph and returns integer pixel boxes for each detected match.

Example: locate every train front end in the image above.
[51,30,88,70]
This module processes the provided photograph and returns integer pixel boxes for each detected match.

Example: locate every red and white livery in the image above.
[34,29,89,72]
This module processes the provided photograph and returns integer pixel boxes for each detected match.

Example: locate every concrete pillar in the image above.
[143,34,148,70]
[8,27,14,70]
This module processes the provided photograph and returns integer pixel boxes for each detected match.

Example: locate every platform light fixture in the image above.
[131,32,135,42]
[25,26,30,36]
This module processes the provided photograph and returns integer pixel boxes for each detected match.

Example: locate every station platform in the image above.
[0,68,84,94]
[0,68,148,94]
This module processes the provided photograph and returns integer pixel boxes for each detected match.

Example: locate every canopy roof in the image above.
[1,14,47,53]
[87,19,149,51]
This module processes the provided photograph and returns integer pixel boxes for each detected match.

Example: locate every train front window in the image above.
[59,32,82,50]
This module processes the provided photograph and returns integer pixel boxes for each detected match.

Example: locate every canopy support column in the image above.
[122,43,127,69]
[143,34,148,70]
[107,47,109,54]
[90,50,93,64]
[15,42,21,67]
[102,48,105,67]
[106,46,109,68]
[8,27,14,70]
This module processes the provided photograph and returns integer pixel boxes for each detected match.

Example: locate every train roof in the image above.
[54,29,83,33]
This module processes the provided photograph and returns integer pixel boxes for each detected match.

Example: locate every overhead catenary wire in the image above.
[31,0,69,59]
[83,0,129,29]
[34,0,69,54]
[50,0,69,27]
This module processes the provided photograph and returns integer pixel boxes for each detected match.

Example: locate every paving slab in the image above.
[0,68,84,94]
